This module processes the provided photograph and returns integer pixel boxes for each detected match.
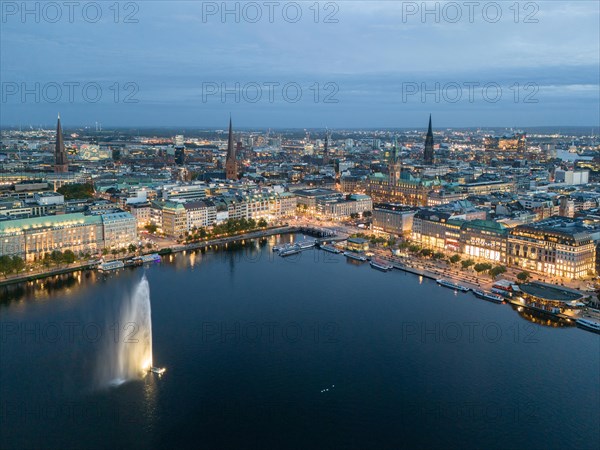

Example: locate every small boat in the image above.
[98,260,125,272]
[343,251,367,262]
[138,253,161,263]
[370,258,393,271]
[491,287,513,298]
[436,279,470,292]
[473,289,504,304]
[295,239,316,249]
[576,318,600,334]
[320,244,341,254]
[149,367,166,375]
[279,246,301,257]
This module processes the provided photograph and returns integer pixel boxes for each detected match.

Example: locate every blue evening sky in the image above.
[1,1,599,128]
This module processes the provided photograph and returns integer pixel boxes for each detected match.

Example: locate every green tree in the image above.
[257,218,268,228]
[11,256,25,273]
[145,223,158,233]
[0,255,13,277]
[474,263,493,273]
[62,250,76,265]
[461,259,475,270]
[489,266,507,278]
[449,254,461,264]
[146,243,153,250]
[56,182,94,200]
[128,244,137,254]
[517,271,530,282]
[42,253,52,268]
[362,211,372,218]
[420,248,433,257]
[50,250,64,266]
[350,213,359,219]
[102,248,109,256]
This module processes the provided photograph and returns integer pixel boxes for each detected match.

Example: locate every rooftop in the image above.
[519,282,586,303]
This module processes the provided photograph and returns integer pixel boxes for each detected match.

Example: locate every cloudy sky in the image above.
[1,1,599,128]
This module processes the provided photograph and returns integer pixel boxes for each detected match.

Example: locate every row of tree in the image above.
[349,233,396,247]
[100,243,151,257]
[397,241,530,280]
[0,255,25,277]
[41,250,76,267]
[183,218,268,243]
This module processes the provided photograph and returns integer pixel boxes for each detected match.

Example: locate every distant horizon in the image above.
[1,124,598,133]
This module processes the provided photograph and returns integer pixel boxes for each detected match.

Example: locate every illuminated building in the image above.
[0,211,137,261]
[367,172,440,207]
[412,210,463,251]
[294,188,371,220]
[460,180,515,195]
[484,132,527,152]
[372,204,417,237]
[347,237,369,253]
[507,218,595,279]
[460,220,508,263]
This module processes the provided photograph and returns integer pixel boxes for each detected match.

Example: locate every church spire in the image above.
[226,115,234,159]
[225,115,238,180]
[424,114,434,165]
[323,128,330,165]
[54,113,68,173]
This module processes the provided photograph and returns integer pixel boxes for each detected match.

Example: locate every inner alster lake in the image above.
[1,234,599,449]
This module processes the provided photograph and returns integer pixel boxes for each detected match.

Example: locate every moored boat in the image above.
[370,258,393,271]
[343,251,367,262]
[320,244,341,254]
[98,260,125,272]
[473,289,504,304]
[295,239,316,249]
[279,246,301,257]
[436,279,470,292]
[576,318,600,334]
[140,253,161,263]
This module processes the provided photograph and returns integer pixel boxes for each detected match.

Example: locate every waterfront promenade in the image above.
[0,225,296,288]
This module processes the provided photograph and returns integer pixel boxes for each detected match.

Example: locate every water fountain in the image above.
[96,275,154,387]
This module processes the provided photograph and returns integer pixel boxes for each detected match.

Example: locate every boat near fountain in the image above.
[98,260,125,272]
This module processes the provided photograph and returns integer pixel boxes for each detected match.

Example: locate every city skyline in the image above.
[1,2,599,449]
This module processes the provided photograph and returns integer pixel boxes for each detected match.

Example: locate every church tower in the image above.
[389,137,401,186]
[54,114,69,173]
[323,129,330,166]
[424,114,434,165]
[225,116,238,180]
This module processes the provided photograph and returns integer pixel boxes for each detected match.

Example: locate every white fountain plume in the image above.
[96,275,153,387]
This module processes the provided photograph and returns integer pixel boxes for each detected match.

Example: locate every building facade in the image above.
[372,204,417,236]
